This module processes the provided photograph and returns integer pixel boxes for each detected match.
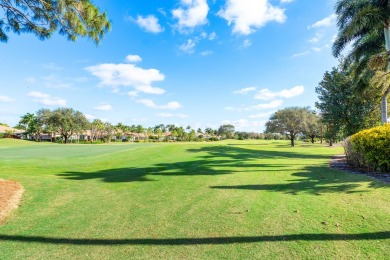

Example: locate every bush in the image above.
[344,124,390,173]
[208,137,219,141]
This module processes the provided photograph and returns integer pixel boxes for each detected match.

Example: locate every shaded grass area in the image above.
[0,139,389,259]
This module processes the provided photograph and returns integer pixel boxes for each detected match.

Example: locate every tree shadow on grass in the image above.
[57,144,388,194]
[210,165,369,195]
[0,232,389,245]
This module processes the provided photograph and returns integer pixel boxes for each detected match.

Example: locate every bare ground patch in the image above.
[0,180,24,225]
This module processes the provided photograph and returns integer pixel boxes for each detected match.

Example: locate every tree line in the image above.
[13,108,276,144]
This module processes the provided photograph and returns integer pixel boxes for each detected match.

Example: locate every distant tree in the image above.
[48,108,88,144]
[0,0,111,44]
[0,122,9,127]
[265,107,313,147]
[19,112,44,141]
[218,124,235,139]
[103,122,114,143]
[304,112,321,143]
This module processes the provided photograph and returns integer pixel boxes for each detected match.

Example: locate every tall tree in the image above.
[0,0,111,43]
[333,0,390,123]
[265,107,312,147]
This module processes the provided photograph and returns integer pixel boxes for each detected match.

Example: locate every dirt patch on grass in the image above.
[0,180,24,225]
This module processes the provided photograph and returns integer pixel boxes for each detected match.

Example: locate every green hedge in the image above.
[344,124,390,173]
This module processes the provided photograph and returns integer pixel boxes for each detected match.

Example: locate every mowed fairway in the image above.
[0,139,389,259]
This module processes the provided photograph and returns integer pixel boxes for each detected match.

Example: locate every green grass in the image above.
[0,139,389,259]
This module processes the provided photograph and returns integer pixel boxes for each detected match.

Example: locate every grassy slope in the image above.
[0,139,389,259]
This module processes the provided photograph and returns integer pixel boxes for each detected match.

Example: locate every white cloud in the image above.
[242,39,252,48]
[218,0,286,35]
[135,15,164,33]
[252,99,283,110]
[137,99,182,110]
[280,0,294,3]
[156,113,188,118]
[200,50,213,56]
[42,63,63,71]
[128,91,138,97]
[135,85,166,95]
[248,111,274,118]
[27,91,66,106]
[172,0,209,30]
[84,114,96,120]
[308,14,337,29]
[94,104,112,111]
[308,32,323,43]
[221,119,266,131]
[312,44,330,52]
[255,86,304,100]
[0,95,15,102]
[209,32,216,40]
[125,55,142,63]
[85,59,165,95]
[179,39,197,53]
[234,87,256,94]
[41,74,73,89]
[291,51,310,58]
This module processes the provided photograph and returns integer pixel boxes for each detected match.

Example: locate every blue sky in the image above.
[0,0,339,132]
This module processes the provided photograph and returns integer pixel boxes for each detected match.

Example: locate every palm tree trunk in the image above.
[381,90,389,123]
[383,27,390,123]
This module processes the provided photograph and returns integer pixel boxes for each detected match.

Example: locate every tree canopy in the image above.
[333,0,390,123]
[315,66,379,139]
[265,107,316,147]
[0,0,111,43]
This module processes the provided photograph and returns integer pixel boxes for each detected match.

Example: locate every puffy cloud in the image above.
[218,0,286,35]
[125,55,142,63]
[137,99,182,110]
[308,14,337,29]
[234,87,256,95]
[85,58,165,95]
[172,0,209,30]
[0,95,15,102]
[27,91,66,106]
[94,104,112,111]
[135,15,164,33]
[254,86,304,100]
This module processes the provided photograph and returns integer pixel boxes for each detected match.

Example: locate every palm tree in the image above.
[333,0,390,123]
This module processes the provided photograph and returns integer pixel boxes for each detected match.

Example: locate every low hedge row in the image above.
[344,124,390,173]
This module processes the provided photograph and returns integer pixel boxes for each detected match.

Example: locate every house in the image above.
[0,125,25,139]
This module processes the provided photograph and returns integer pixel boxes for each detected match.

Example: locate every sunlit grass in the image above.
[0,139,389,259]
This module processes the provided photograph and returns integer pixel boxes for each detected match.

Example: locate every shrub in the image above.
[344,124,390,173]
